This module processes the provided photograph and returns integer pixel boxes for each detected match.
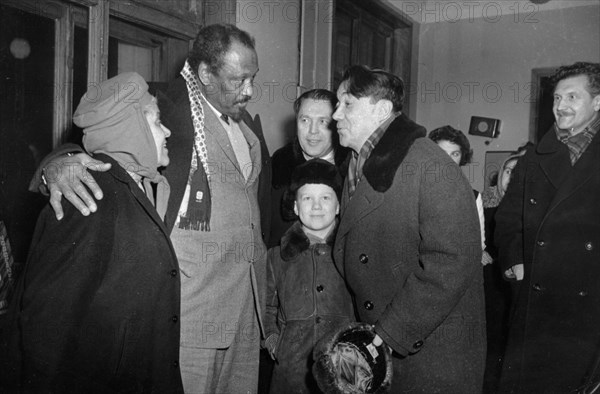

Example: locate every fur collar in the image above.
[280,221,336,261]
[363,113,427,192]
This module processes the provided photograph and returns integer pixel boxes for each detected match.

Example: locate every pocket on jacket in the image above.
[112,321,133,377]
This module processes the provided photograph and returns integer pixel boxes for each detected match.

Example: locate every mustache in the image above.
[556,110,573,117]
[234,97,250,105]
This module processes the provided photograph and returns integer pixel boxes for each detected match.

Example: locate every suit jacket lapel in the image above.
[202,99,240,172]
[156,81,194,232]
[238,120,261,185]
[547,132,600,213]
[537,131,571,190]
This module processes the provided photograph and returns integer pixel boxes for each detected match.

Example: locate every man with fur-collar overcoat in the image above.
[331,66,486,393]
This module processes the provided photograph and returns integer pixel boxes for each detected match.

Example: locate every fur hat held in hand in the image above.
[313,322,393,394]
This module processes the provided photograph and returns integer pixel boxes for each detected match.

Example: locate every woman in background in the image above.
[429,126,488,263]
[480,148,528,392]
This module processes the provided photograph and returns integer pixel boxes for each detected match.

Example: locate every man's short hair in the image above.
[188,23,255,77]
[293,89,337,116]
[340,65,405,112]
[551,62,600,97]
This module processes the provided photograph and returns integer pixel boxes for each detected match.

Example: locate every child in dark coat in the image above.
[264,159,354,393]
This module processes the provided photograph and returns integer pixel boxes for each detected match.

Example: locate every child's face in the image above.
[294,183,340,239]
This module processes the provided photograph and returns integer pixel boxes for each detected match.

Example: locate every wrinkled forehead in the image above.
[554,74,592,95]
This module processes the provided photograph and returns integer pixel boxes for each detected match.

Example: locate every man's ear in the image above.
[593,95,600,112]
[197,62,213,86]
[293,201,298,216]
[376,99,394,121]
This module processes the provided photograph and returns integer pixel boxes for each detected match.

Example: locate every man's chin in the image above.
[557,121,572,130]
[229,104,249,122]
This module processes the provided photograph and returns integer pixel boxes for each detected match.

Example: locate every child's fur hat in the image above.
[282,159,343,220]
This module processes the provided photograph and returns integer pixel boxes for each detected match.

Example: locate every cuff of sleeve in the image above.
[28,144,84,193]
[375,318,429,357]
[264,333,279,352]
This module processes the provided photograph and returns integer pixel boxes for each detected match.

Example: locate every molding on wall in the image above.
[299,0,334,92]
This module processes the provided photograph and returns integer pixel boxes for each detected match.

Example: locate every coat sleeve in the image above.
[375,155,483,356]
[28,143,84,193]
[264,248,281,338]
[494,154,527,274]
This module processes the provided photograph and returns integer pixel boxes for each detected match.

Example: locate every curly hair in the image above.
[550,62,600,97]
[188,24,255,77]
[429,125,473,166]
[340,65,405,112]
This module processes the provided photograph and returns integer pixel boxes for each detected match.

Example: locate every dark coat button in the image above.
[585,242,593,251]
[532,283,544,291]
[316,316,322,324]
[529,198,537,205]
[251,223,255,229]
[537,240,546,247]
[318,248,327,256]
[364,301,374,310]
[316,285,324,292]
[359,254,369,264]
[170,269,178,277]
[413,340,424,349]
[172,315,178,322]
[173,361,179,368]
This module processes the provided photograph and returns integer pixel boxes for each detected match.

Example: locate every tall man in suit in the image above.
[495,62,600,392]
[331,65,485,392]
[30,24,271,394]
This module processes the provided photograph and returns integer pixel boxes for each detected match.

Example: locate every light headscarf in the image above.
[73,72,170,219]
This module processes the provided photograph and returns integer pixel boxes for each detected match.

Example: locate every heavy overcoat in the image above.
[495,128,600,392]
[265,222,354,393]
[1,155,183,393]
[333,114,486,393]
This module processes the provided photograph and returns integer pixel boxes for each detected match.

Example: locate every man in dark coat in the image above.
[331,65,486,392]
[268,89,349,248]
[26,24,272,393]
[495,61,600,393]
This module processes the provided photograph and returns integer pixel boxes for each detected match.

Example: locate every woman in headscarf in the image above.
[1,72,183,393]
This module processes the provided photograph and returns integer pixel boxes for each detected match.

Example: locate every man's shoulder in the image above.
[363,115,427,192]
[155,78,189,116]
[407,137,446,160]
[272,143,296,163]
[272,143,302,187]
